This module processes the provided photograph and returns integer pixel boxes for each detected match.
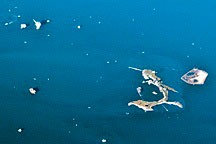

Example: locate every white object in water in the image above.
[33,19,41,30]
[77,25,81,29]
[152,91,158,95]
[17,128,23,133]
[128,66,142,71]
[20,24,27,29]
[181,68,208,85]
[102,139,107,143]
[29,88,36,95]
[136,87,142,97]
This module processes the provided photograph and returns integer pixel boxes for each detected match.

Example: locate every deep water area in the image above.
[0,0,216,143]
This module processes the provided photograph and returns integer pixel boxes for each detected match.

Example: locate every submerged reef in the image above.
[181,68,208,85]
[128,67,183,112]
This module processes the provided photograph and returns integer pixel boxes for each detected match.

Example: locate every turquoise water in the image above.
[0,0,216,143]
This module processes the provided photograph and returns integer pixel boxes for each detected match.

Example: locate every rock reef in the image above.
[128,67,183,112]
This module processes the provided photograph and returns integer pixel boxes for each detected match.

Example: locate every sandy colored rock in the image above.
[128,67,183,112]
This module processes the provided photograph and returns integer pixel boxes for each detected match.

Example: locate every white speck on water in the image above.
[75,124,78,127]
[47,34,50,37]
[132,18,135,22]
[73,118,75,121]
[114,60,118,63]
[4,22,9,26]
[98,21,101,24]
[9,21,13,25]
[47,78,50,81]
[152,91,158,95]
[14,6,18,9]
[17,15,21,18]
[24,41,27,44]
[125,112,130,115]
[86,53,89,56]
[77,25,81,29]
[89,16,92,19]
[20,24,27,29]
[102,139,107,143]
[187,55,190,58]
[106,61,110,64]
[88,106,91,109]
[141,51,145,54]
[17,129,22,133]
[33,78,37,81]
[153,8,156,11]
[68,131,71,134]
[191,42,195,46]
[73,19,76,22]
[8,9,11,12]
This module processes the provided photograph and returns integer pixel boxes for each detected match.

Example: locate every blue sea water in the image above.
[0,0,216,143]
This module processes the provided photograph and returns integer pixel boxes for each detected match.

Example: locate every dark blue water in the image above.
[1,0,216,143]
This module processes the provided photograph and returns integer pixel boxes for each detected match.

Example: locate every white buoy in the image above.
[33,19,41,30]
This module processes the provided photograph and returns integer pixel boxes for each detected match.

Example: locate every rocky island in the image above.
[128,67,183,112]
